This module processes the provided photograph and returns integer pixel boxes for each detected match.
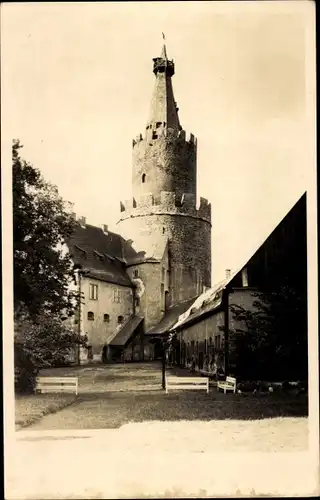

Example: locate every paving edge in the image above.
[15,398,78,431]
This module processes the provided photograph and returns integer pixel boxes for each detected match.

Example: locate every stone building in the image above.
[168,192,307,379]
[66,43,212,363]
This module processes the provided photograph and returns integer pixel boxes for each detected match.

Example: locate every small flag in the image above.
[162,32,165,40]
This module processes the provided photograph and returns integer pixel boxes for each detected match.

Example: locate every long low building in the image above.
[165,192,307,381]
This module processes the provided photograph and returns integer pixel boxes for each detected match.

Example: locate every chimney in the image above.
[225,269,231,279]
[78,216,86,228]
[102,224,108,234]
[241,267,249,287]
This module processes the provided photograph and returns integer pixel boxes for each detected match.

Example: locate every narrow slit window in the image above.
[142,173,146,183]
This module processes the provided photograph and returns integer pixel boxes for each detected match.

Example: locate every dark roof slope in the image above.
[109,315,144,347]
[146,297,196,336]
[67,223,132,286]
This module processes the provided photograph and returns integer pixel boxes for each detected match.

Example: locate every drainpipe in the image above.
[161,339,166,390]
[75,270,82,365]
[224,288,229,375]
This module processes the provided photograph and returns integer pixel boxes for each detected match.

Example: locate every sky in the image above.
[2,1,316,284]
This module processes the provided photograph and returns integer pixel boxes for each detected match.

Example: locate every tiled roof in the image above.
[108,315,144,347]
[67,223,132,287]
[146,297,197,336]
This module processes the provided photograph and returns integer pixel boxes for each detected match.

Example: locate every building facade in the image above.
[169,193,307,381]
[66,43,212,363]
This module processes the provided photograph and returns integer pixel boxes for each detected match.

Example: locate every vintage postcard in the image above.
[2,1,318,498]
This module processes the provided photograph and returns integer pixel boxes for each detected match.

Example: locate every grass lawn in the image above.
[15,393,77,430]
[20,363,308,443]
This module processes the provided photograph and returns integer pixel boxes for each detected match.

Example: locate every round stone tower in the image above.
[117,43,211,311]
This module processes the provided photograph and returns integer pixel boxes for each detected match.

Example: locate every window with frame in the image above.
[87,346,93,360]
[103,313,110,323]
[113,289,122,303]
[191,340,195,355]
[87,311,94,321]
[89,283,98,300]
[118,315,124,324]
[215,335,221,350]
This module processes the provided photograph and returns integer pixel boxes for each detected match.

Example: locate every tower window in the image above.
[133,269,139,278]
[152,131,158,139]
[162,227,165,234]
[118,315,124,324]
[142,173,146,183]
[87,311,94,321]
[156,122,162,128]
[104,313,110,323]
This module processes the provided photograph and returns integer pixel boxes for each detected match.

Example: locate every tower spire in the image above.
[147,39,180,131]
[161,32,167,59]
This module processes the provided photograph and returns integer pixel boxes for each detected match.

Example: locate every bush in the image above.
[14,343,38,394]
[14,312,87,394]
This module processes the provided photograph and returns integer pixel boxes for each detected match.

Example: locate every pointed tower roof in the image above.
[147,43,181,131]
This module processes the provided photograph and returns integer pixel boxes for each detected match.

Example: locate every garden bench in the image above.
[165,376,209,394]
[35,377,78,395]
[217,376,237,394]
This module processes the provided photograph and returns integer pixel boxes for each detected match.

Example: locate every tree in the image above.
[229,283,308,381]
[12,140,86,392]
[13,139,77,319]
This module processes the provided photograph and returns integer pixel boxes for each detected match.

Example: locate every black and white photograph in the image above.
[2,1,318,498]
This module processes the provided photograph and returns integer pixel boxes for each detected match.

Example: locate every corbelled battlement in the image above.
[119,191,211,223]
[132,128,197,149]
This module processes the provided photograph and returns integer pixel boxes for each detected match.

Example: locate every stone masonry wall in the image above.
[117,212,211,305]
[132,131,197,202]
